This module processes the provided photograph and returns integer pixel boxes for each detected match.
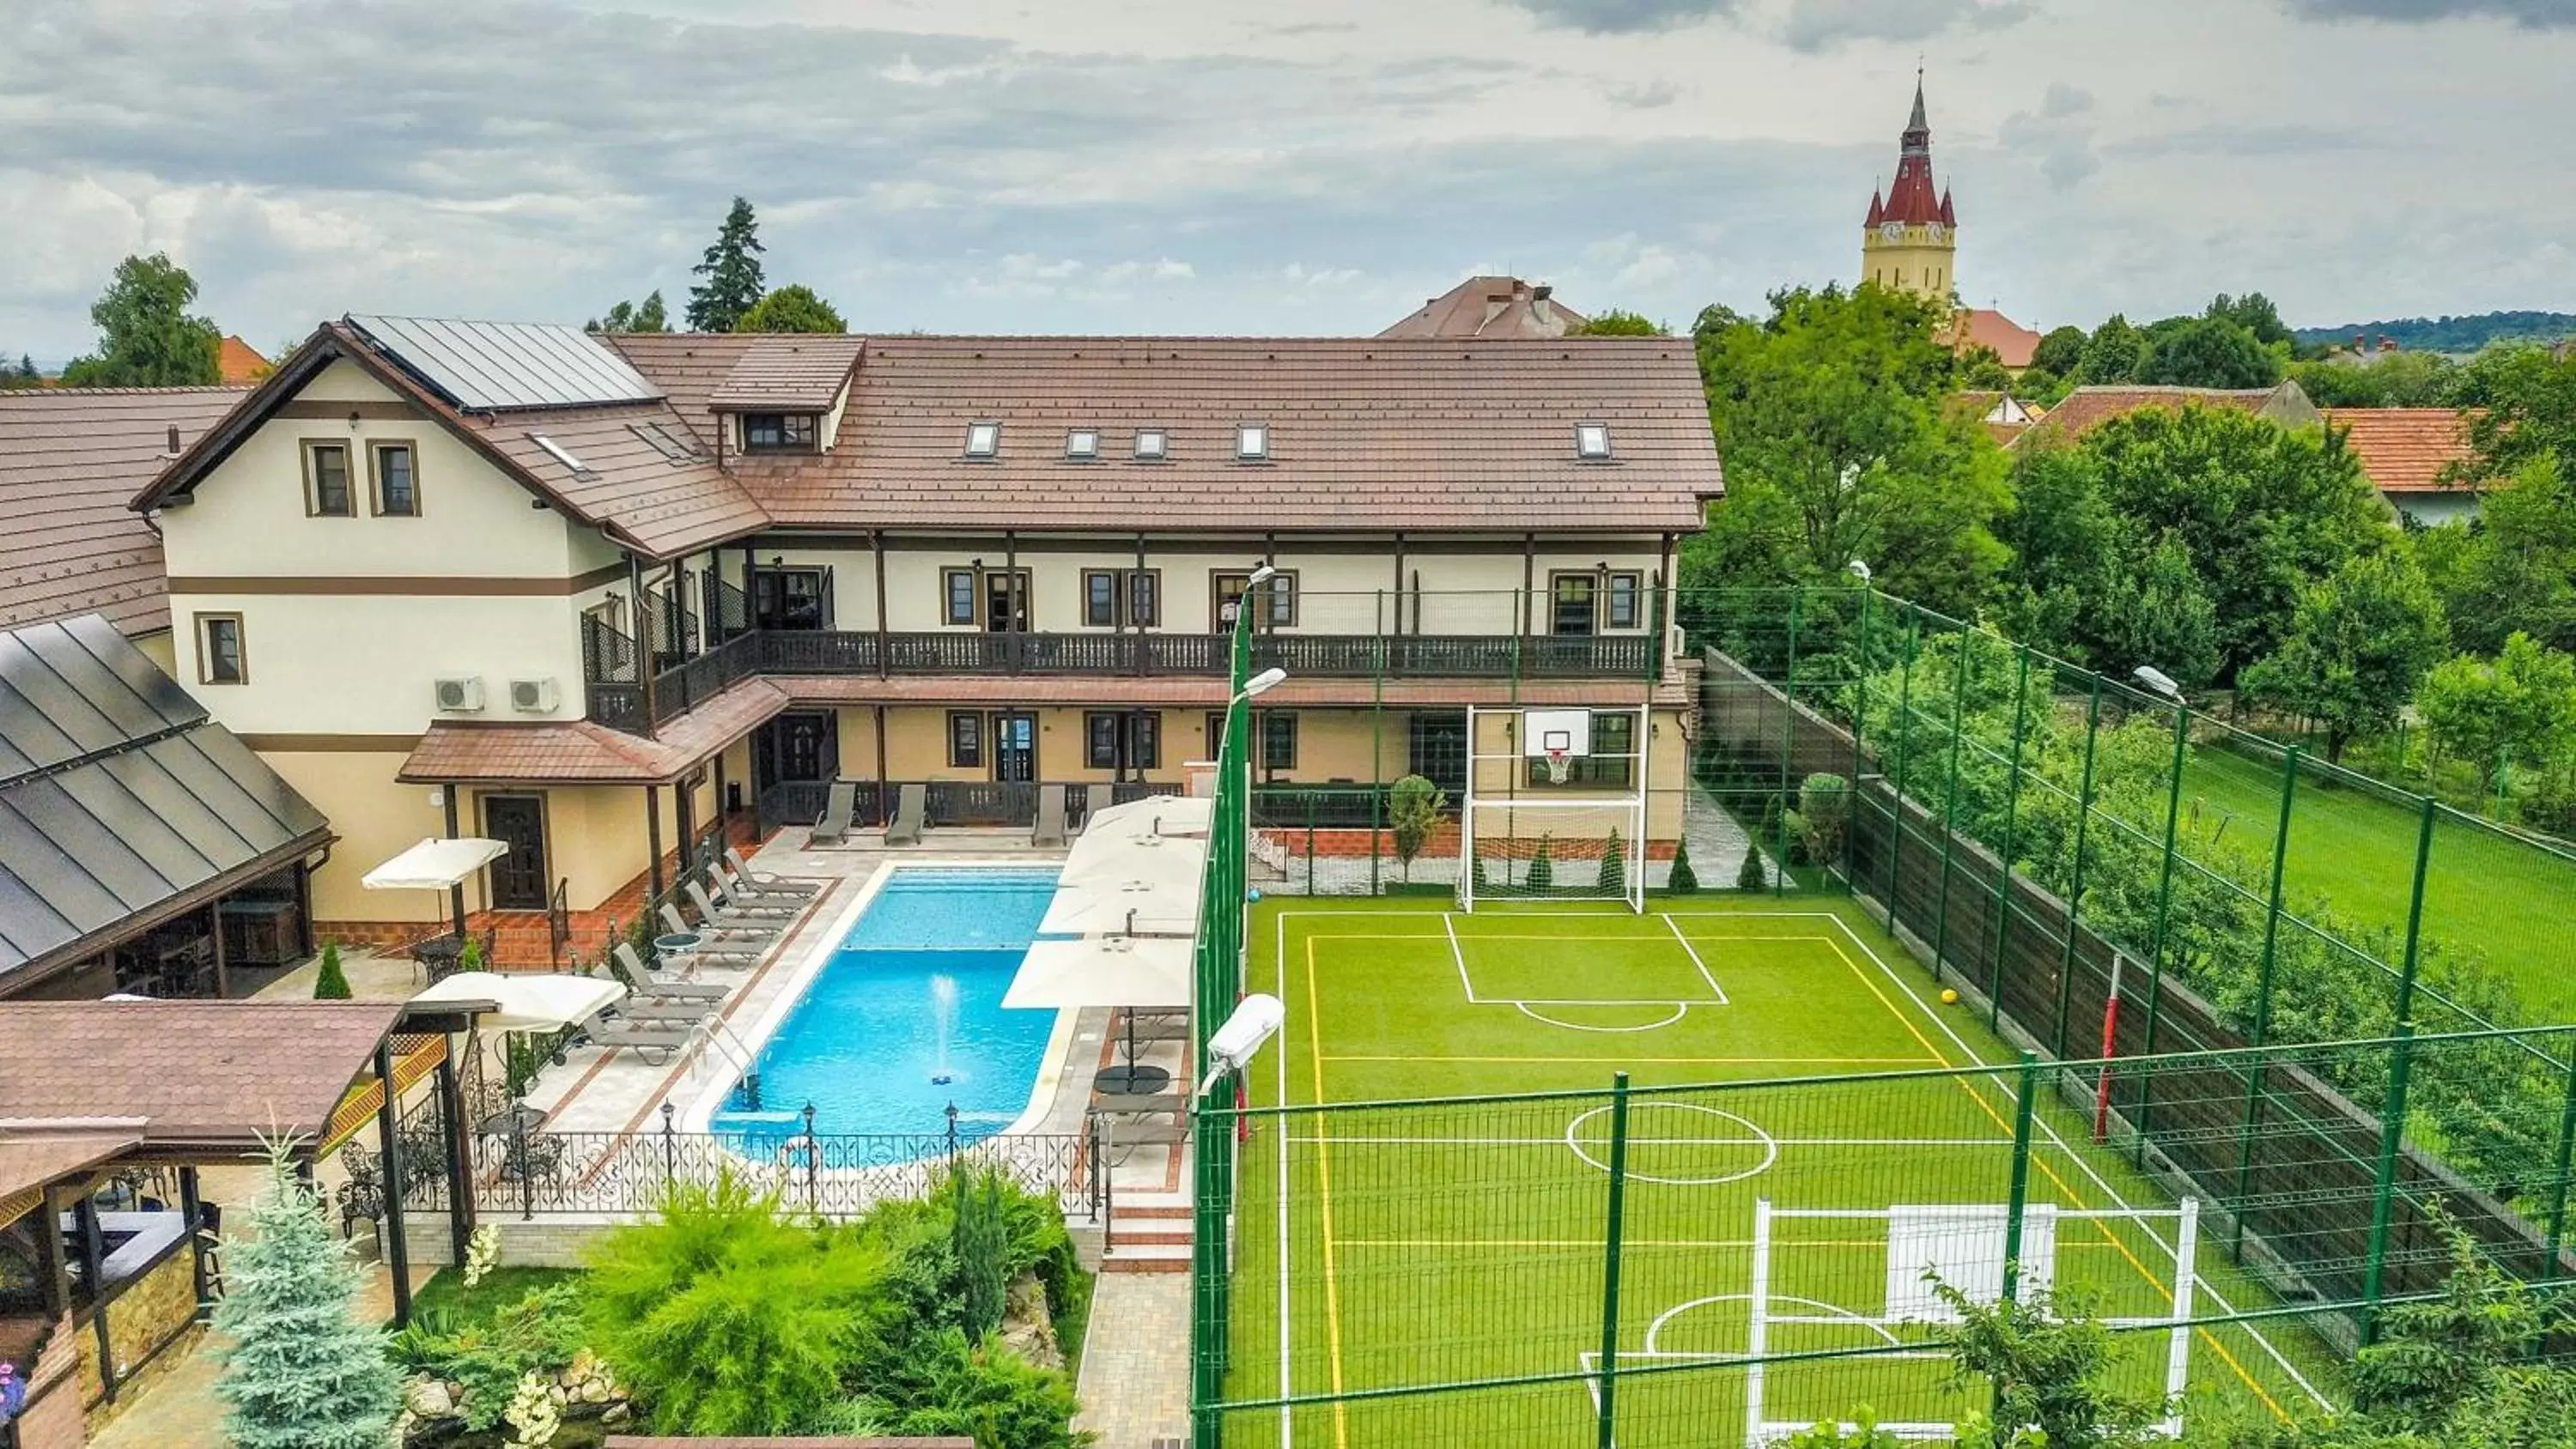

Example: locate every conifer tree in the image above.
[312,942,351,1000]
[1668,839,1699,894]
[1736,842,1769,892]
[211,1139,402,1449]
[1599,827,1626,896]
[1527,834,1554,892]
[685,197,767,332]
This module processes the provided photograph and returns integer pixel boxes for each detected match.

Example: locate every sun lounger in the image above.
[612,944,730,1002]
[686,882,791,935]
[810,780,858,847]
[582,1016,698,1066]
[615,997,720,1027]
[726,845,818,896]
[1033,783,1068,847]
[701,870,799,919]
[884,782,926,846]
[659,904,771,957]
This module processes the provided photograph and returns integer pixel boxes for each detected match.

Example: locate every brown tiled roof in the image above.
[2322,408,2479,494]
[713,335,1716,532]
[2016,382,2318,445]
[0,1001,404,1150]
[0,1126,144,1205]
[398,677,790,784]
[1944,308,2042,370]
[708,336,866,412]
[216,336,270,385]
[1,386,246,635]
[1379,276,1590,339]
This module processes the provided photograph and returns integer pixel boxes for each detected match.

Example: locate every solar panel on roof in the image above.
[346,314,663,412]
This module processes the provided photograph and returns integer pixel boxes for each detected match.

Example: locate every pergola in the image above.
[0,997,489,1423]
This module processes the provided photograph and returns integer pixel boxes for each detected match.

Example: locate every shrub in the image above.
[861,1327,1087,1449]
[312,942,351,1000]
[1737,842,1769,891]
[949,1167,1011,1341]
[1668,839,1698,894]
[390,1282,588,1432]
[1788,772,1851,866]
[1387,773,1447,882]
[1526,834,1554,891]
[1598,827,1626,895]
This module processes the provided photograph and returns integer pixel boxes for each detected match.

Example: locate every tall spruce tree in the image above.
[210,1139,402,1449]
[685,197,767,332]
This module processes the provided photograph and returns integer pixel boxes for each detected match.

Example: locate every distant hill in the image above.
[2293,311,2576,355]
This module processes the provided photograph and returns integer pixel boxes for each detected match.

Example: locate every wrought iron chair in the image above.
[335,1147,386,1240]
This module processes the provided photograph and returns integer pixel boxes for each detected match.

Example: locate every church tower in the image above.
[1861,75,1958,304]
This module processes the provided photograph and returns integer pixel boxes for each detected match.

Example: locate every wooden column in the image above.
[437,1046,476,1260]
[675,771,698,881]
[208,898,230,999]
[75,1191,112,1400]
[443,785,467,937]
[1134,531,1151,676]
[872,530,891,682]
[629,553,658,736]
[179,1167,209,1314]
[1522,531,1537,640]
[1005,530,1021,673]
[644,785,665,901]
[873,706,891,825]
[374,1039,413,1326]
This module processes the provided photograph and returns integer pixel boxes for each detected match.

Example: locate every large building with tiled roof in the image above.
[2324,407,2483,524]
[131,315,1722,942]
[1380,276,1589,339]
[2014,380,2322,444]
[0,385,247,658]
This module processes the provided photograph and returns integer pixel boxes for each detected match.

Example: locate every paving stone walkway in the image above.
[1074,1270,1192,1448]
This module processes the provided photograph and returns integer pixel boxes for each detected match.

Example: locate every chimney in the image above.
[1532,283,1555,328]
[2379,335,2397,352]
[2354,334,2366,352]
[158,424,182,459]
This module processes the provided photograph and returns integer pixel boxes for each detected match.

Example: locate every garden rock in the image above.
[403,1375,456,1419]
[1000,1271,1061,1372]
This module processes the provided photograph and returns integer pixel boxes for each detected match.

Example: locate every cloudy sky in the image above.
[3,0,2570,360]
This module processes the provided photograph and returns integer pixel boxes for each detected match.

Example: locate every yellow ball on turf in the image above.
[1940,988,1960,1005]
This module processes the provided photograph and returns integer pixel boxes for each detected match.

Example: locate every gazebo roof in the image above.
[0,1001,410,1155]
[0,1125,144,1221]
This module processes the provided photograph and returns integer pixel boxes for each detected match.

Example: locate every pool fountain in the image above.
[928,973,959,1083]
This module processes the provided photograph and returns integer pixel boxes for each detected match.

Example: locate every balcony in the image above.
[585,627,1658,734]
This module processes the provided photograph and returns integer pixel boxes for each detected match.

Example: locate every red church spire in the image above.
[1872,72,1952,228]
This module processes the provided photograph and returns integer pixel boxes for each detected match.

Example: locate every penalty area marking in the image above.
[1438,912,1723,1031]
[1515,1001,1690,1033]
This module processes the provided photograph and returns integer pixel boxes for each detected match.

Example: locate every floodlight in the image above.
[1248,563,1278,586]
[2131,665,2182,701]
[1195,993,1285,1096]
[1848,560,1873,582]
[1234,667,1287,703]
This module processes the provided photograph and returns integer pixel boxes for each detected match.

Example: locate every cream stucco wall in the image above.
[167,594,594,733]
[268,750,453,924]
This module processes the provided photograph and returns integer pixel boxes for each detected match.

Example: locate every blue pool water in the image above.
[712,868,1061,1143]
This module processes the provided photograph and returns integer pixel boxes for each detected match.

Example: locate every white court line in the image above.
[1808,910,2333,1411]
[1286,1134,2014,1148]
[1662,912,1729,1003]
[1274,909,1292,1449]
[1441,912,1478,1003]
[1513,1001,1690,1034]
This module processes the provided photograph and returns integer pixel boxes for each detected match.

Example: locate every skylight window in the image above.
[1133,429,1169,460]
[1575,422,1613,460]
[1066,428,1100,460]
[528,432,597,480]
[964,421,1000,458]
[1236,422,1269,461]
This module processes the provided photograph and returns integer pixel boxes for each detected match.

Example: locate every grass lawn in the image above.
[1217,896,2344,1449]
[402,1264,583,1326]
[2184,748,2576,1022]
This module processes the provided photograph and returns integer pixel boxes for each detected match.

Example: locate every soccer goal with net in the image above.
[1457,704,1649,912]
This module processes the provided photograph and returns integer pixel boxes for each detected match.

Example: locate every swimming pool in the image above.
[707,866,1063,1143]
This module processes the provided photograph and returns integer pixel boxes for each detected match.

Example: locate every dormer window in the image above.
[1066,428,1100,460]
[964,421,1000,458]
[744,413,818,452]
[1575,422,1613,460]
[1133,428,1169,460]
[1236,422,1268,461]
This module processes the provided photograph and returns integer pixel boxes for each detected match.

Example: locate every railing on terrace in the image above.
[756,778,1152,834]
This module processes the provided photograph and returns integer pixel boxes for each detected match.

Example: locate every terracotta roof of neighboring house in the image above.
[0,1126,144,1206]
[711,335,1716,533]
[708,336,866,412]
[2322,408,2480,494]
[0,1001,404,1150]
[2017,381,2319,445]
[1947,309,2042,369]
[1379,276,1589,339]
[398,676,791,785]
[216,335,269,385]
[137,323,766,559]
[0,386,246,635]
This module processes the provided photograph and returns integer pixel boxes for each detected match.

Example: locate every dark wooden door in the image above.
[993,712,1037,783]
[1408,712,1468,794]
[483,796,548,911]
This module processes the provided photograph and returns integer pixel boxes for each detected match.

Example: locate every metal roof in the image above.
[345,314,662,413]
[0,615,330,984]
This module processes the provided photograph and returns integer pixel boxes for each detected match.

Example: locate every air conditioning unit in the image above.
[509,677,559,713]
[433,676,485,712]
[1668,622,1687,660]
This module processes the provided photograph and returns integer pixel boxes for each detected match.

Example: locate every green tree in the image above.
[311,941,351,1000]
[2089,527,2222,688]
[1386,773,1447,883]
[1573,308,1663,336]
[2452,341,2576,482]
[0,352,39,388]
[2075,313,2148,384]
[736,282,847,334]
[686,197,768,332]
[1526,835,1554,892]
[1933,1281,2165,1449]
[1686,284,2009,617]
[2205,291,2293,348]
[2417,633,2576,800]
[2239,549,2450,762]
[1785,773,1850,866]
[591,289,671,333]
[1956,345,2014,391]
[2030,324,2087,378]
[2427,457,2576,655]
[58,253,222,386]
[2137,315,2283,389]
[1735,839,1768,891]
[210,1138,404,1449]
[1667,838,1698,894]
[1598,826,1626,894]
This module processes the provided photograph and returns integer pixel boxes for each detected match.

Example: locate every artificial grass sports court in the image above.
[1212,896,2348,1448]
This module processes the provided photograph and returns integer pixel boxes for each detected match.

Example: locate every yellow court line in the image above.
[1303,937,1351,1449]
[1817,932,2287,1419]
[1322,1054,1941,1065]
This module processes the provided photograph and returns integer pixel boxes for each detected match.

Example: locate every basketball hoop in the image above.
[1545,747,1571,785]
